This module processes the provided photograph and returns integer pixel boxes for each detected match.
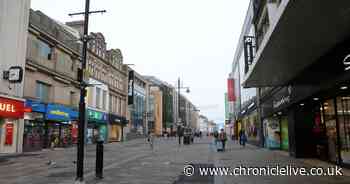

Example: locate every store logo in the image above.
[50,110,69,117]
[343,54,350,71]
[273,96,290,109]
[0,103,16,112]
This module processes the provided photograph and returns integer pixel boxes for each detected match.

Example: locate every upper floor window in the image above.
[96,87,101,109]
[102,90,107,110]
[36,81,50,102]
[37,40,52,60]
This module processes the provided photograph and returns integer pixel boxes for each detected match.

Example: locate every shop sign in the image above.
[46,104,72,121]
[272,86,292,109]
[273,96,290,109]
[248,102,255,109]
[24,112,44,120]
[0,97,24,118]
[243,36,255,74]
[25,100,46,113]
[343,54,350,71]
[5,123,14,145]
[88,109,107,122]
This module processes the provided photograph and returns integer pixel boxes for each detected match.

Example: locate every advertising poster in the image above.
[281,117,289,151]
[5,123,14,145]
[264,118,280,149]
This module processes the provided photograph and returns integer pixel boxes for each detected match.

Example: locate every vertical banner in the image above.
[243,36,255,74]
[224,93,229,120]
[227,78,236,102]
[128,70,134,105]
[5,123,14,145]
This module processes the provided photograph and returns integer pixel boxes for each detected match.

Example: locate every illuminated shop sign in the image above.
[0,97,24,118]
[46,104,76,121]
[88,109,107,123]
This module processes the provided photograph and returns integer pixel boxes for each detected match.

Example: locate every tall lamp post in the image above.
[69,1,105,182]
[176,78,190,144]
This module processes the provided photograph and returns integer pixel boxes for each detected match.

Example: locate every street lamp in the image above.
[69,0,106,183]
[177,78,190,127]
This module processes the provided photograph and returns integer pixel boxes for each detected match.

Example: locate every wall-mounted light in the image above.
[313,98,319,101]
[340,86,348,90]
[300,103,305,106]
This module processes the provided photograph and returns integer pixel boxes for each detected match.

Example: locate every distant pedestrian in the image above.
[239,129,247,147]
[213,131,219,145]
[177,126,184,145]
[219,129,227,151]
[147,131,154,150]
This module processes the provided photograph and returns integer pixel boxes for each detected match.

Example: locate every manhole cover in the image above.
[173,163,214,184]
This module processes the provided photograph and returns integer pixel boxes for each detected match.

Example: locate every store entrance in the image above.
[315,96,350,166]
[337,96,350,165]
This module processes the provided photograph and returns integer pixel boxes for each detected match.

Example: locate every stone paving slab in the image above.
[1,137,350,184]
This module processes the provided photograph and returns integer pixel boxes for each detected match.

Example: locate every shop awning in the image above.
[244,0,350,87]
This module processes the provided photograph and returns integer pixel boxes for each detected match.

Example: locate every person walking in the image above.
[177,125,184,145]
[239,129,247,147]
[219,129,228,151]
[213,131,219,145]
[147,131,154,150]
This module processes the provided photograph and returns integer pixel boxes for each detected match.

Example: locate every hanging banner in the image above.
[128,70,135,105]
[5,123,14,145]
[227,79,236,102]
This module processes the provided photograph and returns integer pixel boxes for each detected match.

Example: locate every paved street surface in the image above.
[0,137,350,184]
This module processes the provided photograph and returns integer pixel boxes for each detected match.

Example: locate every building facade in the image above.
[240,0,350,167]
[128,70,147,135]
[23,10,81,151]
[67,20,129,143]
[0,0,30,154]
[150,86,163,136]
[229,1,261,146]
[144,76,175,135]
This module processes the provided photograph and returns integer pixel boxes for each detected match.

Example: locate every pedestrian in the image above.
[177,126,184,145]
[213,131,219,145]
[239,129,247,147]
[219,129,227,151]
[147,131,154,150]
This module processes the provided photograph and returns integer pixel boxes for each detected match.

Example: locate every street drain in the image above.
[173,163,214,184]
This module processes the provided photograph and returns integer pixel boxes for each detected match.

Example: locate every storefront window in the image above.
[323,99,338,163]
[337,96,350,165]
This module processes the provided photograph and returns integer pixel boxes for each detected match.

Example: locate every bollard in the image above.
[95,140,104,179]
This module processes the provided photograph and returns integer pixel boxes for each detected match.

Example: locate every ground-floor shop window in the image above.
[263,117,280,149]
[337,96,350,165]
[23,120,44,152]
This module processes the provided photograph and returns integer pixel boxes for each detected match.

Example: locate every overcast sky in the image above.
[30,0,249,126]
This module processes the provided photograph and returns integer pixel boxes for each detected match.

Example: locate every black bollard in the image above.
[95,140,104,179]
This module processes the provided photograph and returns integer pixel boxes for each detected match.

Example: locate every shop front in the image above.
[44,104,78,148]
[260,87,292,151]
[239,100,261,146]
[87,109,108,144]
[108,113,124,142]
[23,100,46,152]
[0,96,25,153]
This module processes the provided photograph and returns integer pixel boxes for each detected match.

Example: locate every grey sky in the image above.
[30,0,249,125]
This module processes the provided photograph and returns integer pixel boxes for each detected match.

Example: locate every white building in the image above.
[0,0,30,153]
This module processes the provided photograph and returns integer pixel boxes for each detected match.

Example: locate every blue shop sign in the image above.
[46,104,77,121]
[25,100,46,113]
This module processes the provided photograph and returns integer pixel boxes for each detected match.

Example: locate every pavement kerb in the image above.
[242,143,350,177]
